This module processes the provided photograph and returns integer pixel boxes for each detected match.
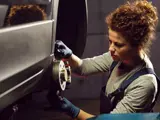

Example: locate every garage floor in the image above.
[13,91,100,120]
[9,91,160,120]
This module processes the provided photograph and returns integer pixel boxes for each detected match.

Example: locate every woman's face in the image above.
[108,29,139,62]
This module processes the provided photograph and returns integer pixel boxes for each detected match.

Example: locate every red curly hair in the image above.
[7,5,47,25]
[106,0,158,55]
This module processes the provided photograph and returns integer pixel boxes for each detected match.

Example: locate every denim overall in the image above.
[100,61,160,113]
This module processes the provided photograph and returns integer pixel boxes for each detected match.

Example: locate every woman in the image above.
[51,0,159,119]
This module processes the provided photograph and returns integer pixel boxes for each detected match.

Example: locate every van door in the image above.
[0,1,53,112]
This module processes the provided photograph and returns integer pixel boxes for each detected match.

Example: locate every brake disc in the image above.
[52,60,71,91]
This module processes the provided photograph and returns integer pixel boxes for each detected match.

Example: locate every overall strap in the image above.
[120,68,156,90]
[108,61,118,79]
[108,67,160,112]
[110,61,119,73]
[104,61,118,90]
[109,68,155,97]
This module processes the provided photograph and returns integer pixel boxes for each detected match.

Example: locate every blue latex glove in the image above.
[54,40,73,59]
[58,97,80,118]
[47,91,80,118]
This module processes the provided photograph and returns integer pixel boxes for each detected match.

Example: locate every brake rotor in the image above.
[52,60,71,91]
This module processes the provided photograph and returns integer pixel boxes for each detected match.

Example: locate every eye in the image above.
[107,35,111,43]
[109,40,112,44]
[115,42,125,48]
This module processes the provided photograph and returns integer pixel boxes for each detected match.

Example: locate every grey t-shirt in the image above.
[74,52,157,113]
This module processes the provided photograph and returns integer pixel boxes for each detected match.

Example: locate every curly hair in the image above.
[7,5,47,26]
[106,0,158,55]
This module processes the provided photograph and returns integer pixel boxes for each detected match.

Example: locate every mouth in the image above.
[111,54,118,60]
[111,53,117,57]
[111,55,116,58]
[110,52,118,59]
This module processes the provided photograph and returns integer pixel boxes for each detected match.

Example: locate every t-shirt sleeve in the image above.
[73,52,113,76]
[110,74,156,113]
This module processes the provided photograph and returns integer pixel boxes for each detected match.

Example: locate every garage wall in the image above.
[64,0,160,100]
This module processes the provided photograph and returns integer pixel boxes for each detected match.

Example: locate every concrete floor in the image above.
[7,91,160,120]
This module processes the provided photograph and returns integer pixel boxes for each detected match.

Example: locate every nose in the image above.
[109,43,115,53]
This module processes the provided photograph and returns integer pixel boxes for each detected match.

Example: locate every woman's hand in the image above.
[54,40,73,59]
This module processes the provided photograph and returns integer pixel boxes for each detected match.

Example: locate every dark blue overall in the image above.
[100,61,160,113]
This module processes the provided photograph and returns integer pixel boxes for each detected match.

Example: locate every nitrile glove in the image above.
[54,40,73,59]
[47,91,80,118]
[58,97,80,118]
